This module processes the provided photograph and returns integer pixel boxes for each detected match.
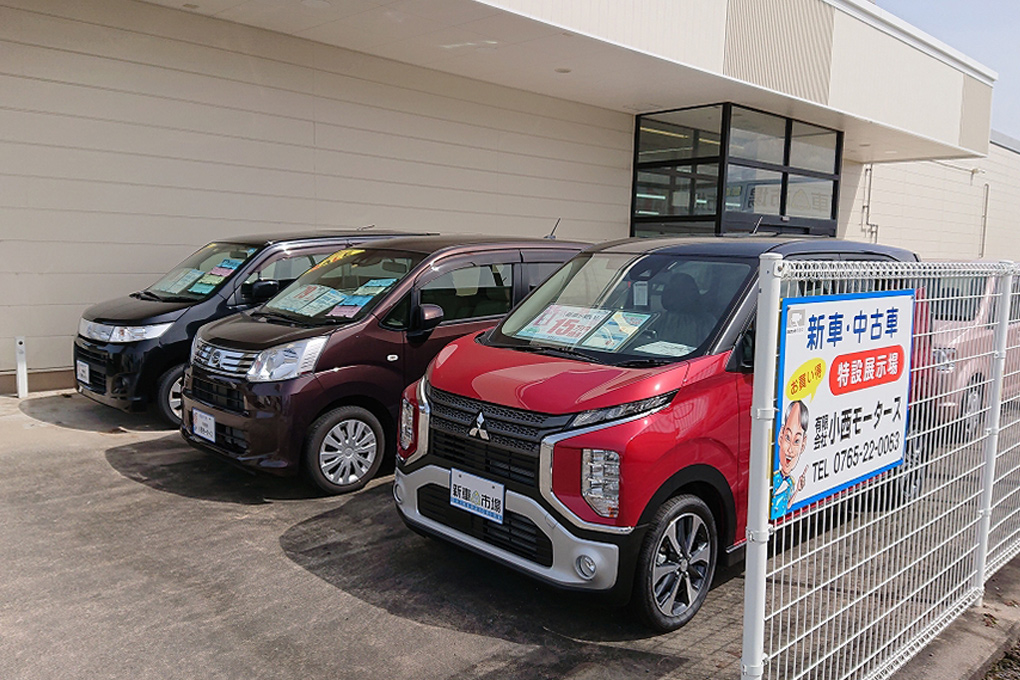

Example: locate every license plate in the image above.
[450,468,504,524]
[193,408,216,443]
[76,360,90,384]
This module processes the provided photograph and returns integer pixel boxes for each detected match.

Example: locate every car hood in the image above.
[83,295,192,325]
[199,312,341,350]
[428,333,691,415]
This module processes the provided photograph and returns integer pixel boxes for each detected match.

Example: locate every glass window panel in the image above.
[786,175,835,219]
[633,222,717,238]
[725,165,783,215]
[421,263,513,321]
[635,164,719,217]
[790,121,838,174]
[637,106,723,163]
[635,169,690,217]
[729,107,786,165]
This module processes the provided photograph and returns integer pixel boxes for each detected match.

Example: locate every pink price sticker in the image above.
[514,304,612,344]
[327,305,360,318]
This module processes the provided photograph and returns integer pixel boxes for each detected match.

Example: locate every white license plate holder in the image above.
[193,408,216,443]
[450,468,505,524]
[76,360,90,384]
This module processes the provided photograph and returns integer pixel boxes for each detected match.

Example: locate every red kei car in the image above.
[394,236,920,631]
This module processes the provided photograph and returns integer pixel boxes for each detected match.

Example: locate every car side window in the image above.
[523,262,563,293]
[245,251,332,285]
[421,263,513,323]
[380,293,410,330]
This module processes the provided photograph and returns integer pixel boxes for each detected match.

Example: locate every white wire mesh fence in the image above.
[741,259,1020,680]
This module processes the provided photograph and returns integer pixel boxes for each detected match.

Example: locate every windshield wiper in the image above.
[250,310,312,327]
[132,290,165,302]
[614,357,676,368]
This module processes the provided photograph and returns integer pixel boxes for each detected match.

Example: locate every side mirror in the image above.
[728,329,755,373]
[409,303,444,339]
[249,279,280,303]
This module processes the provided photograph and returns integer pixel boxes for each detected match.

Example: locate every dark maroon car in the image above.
[180,235,586,494]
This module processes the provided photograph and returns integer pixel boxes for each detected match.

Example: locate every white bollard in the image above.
[15,336,28,398]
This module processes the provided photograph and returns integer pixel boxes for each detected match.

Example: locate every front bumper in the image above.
[395,464,621,592]
[73,337,159,412]
[180,367,322,475]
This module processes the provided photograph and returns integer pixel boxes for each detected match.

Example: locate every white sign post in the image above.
[772,289,915,519]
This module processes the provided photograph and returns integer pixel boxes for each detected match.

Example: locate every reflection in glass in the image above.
[637,106,723,163]
[786,175,834,219]
[729,107,786,165]
[725,166,783,215]
[790,121,837,174]
[635,165,718,217]
[633,222,716,238]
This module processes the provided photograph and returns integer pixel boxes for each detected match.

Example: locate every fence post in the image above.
[973,265,1013,599]
[740,253,784,680]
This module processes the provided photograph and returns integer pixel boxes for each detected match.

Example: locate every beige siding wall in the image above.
[480,0,729,72]
[829,10,965,150]
[724,0,834,105]
[838,142,1020,261]
[0,0,634,380]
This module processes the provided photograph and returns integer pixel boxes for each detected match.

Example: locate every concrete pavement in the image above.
[3,389,1020,680]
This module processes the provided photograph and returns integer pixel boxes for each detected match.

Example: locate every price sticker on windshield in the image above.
[514,304,611,345]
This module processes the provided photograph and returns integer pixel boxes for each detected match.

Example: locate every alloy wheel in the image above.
[650,512,713,618]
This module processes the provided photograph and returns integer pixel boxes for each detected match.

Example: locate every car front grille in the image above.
[193,340,258,377]
[216,424,248,455]
[190,375,245,414]
[426,387,570,490]
[417,483,553,567]
[74,344,109,393]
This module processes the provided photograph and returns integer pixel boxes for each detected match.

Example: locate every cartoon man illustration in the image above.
[772,399,810,518]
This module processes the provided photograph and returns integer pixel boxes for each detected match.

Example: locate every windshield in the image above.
[260,248,425,324]
[488,252,754,365]
[146,242,259,301]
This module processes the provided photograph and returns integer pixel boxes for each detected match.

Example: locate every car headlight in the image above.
[79,318,172,343]
[400,397,415,451]
[247,337,327,383]
[582,449,620,518]
[190,335,201,363]
[571,391,677,428]
[932,347,957,373]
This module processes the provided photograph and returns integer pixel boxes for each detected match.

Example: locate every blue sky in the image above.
[879,0,1020,140]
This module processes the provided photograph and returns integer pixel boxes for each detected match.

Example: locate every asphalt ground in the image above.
[4,390,1020,680]
[0,391,746,680]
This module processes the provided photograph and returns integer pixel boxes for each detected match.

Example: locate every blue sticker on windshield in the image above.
[188,282,216,295]
[217,258,244,270]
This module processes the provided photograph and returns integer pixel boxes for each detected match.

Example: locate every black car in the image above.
[74,230,427,425]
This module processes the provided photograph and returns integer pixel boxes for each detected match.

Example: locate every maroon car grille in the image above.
[191,375,245,414]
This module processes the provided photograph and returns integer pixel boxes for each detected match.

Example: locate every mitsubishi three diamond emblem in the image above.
[468,411,490,441]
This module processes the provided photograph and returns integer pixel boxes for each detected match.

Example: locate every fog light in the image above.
[575,554,597,580]
[393,481,404,504]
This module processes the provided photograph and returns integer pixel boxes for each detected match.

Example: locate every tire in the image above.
[155,364,186,426]
[890,422,928,507]
[959,379,985,442]
[632,495,718,632]
[304,406,385,495]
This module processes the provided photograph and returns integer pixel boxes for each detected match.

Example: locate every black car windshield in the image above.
[146,242,259,301]
[261,248,425,323]
[487,251,754,365]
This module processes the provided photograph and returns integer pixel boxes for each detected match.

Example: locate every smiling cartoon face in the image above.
[779,401,808,478]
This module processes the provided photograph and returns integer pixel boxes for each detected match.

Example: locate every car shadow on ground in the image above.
[104,434,324,505]
[281,484,744,678]
[19,391,172,433]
